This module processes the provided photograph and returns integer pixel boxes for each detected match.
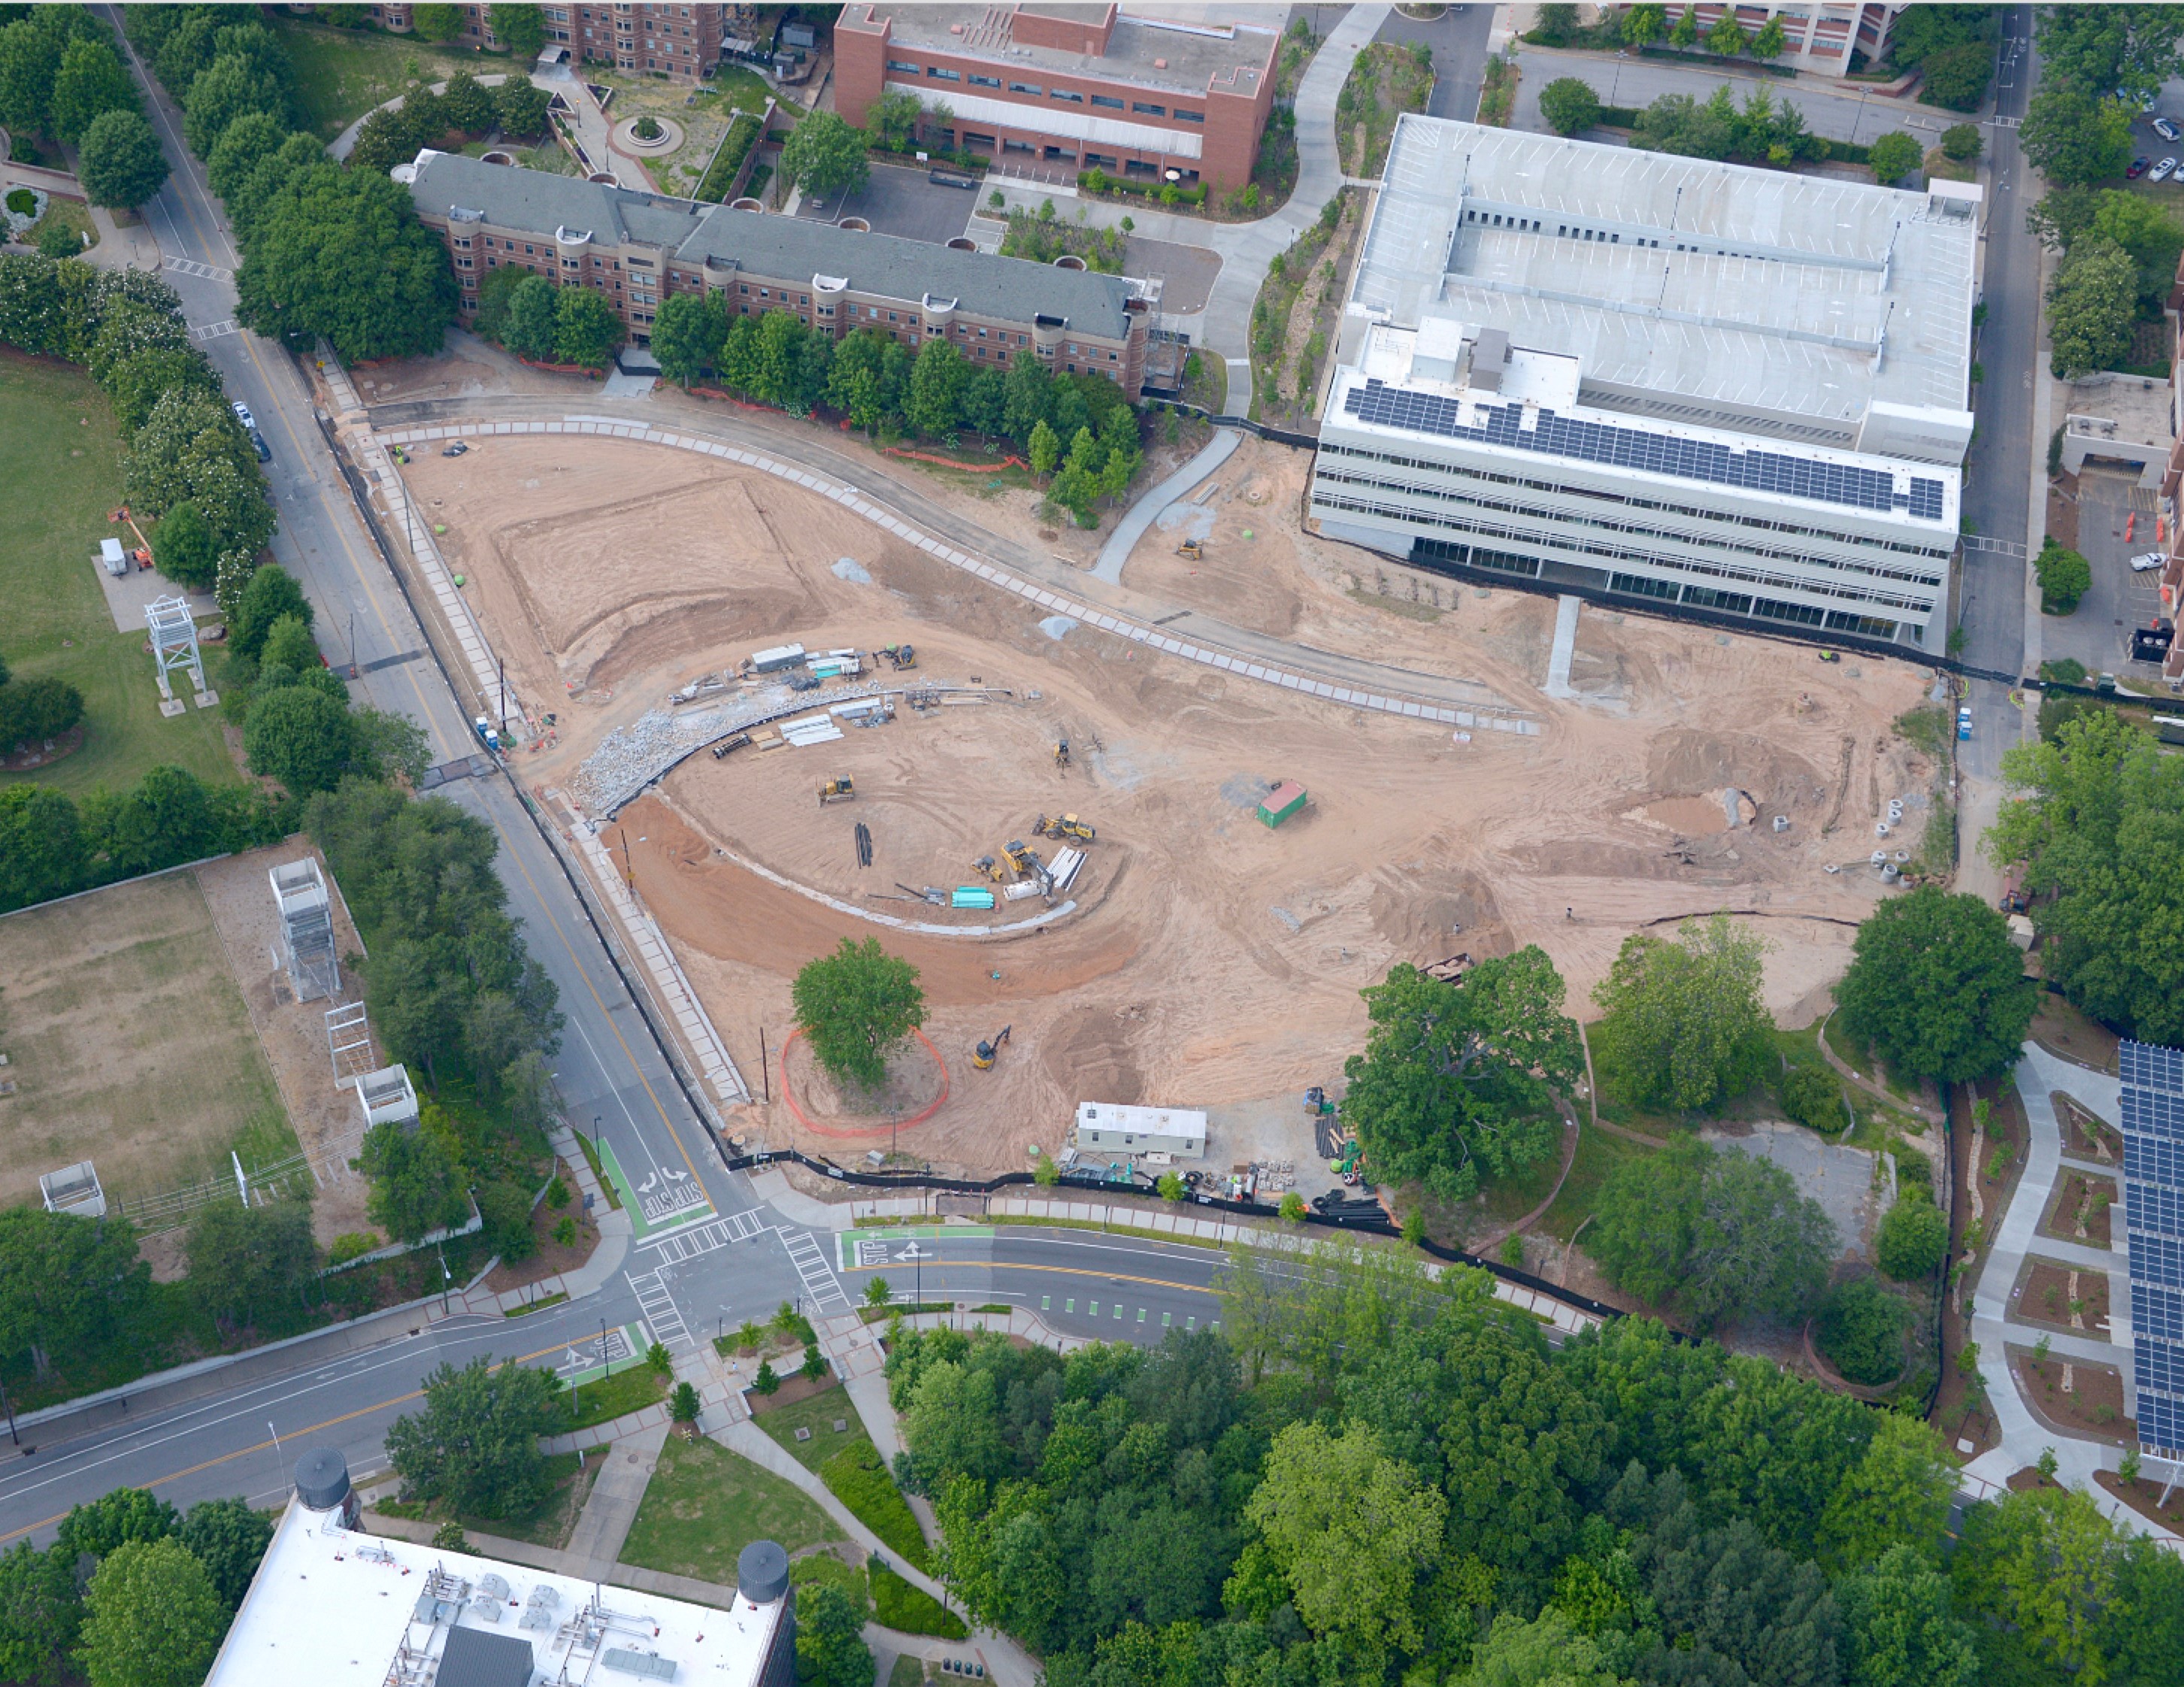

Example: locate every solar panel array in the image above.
[2121,1039,2184,1457]
[1342,379,1949,520]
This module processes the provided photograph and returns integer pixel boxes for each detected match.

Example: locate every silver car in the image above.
[2131,550,2167,572]
[2152,156,2179,183]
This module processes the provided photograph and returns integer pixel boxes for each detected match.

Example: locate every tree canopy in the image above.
[780,111,869,201]
[2019,87,2134,188]
[2035,2,2184,101]
[1340,950,1582,1206]
[1538,77,1602,137]
[385,1355,565,1518]
[1590,913,1772,1115]
[1833,886,2035,1083]
[792,937,925,1089]
[1988,707,2184,1040]
[2046,235,2139,379]
[77,108,171,210]
[77,1537,228,1687]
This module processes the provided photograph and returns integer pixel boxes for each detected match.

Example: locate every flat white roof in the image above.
[209,1501,780,1687]
[1075,1103,1207,1135]
[1353,116,1977,430]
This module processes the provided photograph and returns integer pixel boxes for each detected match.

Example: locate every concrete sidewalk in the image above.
[1092,427,1240,583]
[563,1419,670,1576]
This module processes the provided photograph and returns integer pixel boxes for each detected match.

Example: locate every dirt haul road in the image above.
[403,435,1931,1177]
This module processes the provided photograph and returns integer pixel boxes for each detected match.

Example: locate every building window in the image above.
[1090,93,1123,109]
[1131,101,1164,114]
[969,73,1000,87]
[1175,108,1203,122]
[927,65,959,80]
[1052,87,1083,101]
[1004,138,1034,153]
[886,57,919,72]
[1009,80,1041,95]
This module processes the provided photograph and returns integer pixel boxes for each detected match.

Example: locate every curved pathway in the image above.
[329,72,519,162]
[1092,426,1240,583]
[362,396,1534,741]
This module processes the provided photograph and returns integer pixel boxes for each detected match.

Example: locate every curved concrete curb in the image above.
[372,415,1538,737]
[1092,426,1240,583]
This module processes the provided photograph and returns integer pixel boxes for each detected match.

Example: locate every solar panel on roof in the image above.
[2134,1231,2184,1289]
[1342,380,1926,516]
[2140,1335,2184,1396]
[2124,1041,2184,1093]
[2121,1089,2184,1141]
[2129,1180,2184,1238]
[2125,1133,2184,1186]
[2133,1280,2184,1342]
[2142,1388,2184,1455]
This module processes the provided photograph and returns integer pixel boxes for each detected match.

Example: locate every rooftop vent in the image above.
[294,1447,352,1511]
[1153,56,1167,68]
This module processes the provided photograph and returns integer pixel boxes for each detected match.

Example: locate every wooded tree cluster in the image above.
[891,1249,2184,1685]
[2020,8,2184,193]
[346,68,551,175]
[125,6,456,364]
[0,5,168,209]
[0,652,83,761]
[0,1484,273,1687]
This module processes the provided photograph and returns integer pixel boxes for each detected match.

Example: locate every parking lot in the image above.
[796,161,981,244]
[2041,468,2169,680]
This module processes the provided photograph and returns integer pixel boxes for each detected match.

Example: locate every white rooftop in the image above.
[208,1498,782,1687]
[1353,116,1978,435]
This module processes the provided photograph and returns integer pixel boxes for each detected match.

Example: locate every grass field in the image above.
[562,1361,667,1431]
[0,871,296,1210]
[753,1381,872,1474]
[619,1435,842,1580]
[0,353,235,798]
[271,18,491,141]
[1537,1122,1650,1243]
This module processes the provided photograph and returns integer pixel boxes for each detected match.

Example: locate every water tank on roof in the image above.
[738,1540,789,1605]
[295,1447,352,1511]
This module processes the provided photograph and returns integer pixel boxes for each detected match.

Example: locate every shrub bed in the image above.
[819,1442,928,1570]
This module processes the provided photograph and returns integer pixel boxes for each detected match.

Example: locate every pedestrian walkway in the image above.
[1964,1043,2173,1542]
[1091,427,1240,583]
[441,1124,633,1318]
[562,1420,669,1576]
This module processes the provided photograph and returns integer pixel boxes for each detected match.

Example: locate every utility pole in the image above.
[759,1028,769,1104]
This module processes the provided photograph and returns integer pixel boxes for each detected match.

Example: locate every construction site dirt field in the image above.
[404,434,1935,1177]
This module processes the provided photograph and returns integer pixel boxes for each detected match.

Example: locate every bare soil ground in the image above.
[401,430,1928,1177]
[2013,1351,2131,1445]
[194,843,377,1244]
[0,870,294,1213]
[2040,1168,2116,1248]
[2014,1255,2112,1337]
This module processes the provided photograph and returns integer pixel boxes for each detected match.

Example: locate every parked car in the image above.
[2153,157,2179,183]
[2128,156,2152,177]
[2131,550,2167,571]
[2155,116,2182,143]
[250,429,271,462]
[231,400,255,430]
[1958,706,1973,741]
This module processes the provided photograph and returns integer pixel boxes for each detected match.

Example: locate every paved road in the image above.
[1378,2,1498,123]
[1509,42,1971,143]
[1955,5,2037,779]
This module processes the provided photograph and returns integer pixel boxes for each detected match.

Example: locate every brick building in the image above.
[407,150,1152,386]
[835,3,1277,191]
[342,3,727,83]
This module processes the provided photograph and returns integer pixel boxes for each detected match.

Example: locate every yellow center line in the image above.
[0,1338,577,1548]
[476,807,705,1189]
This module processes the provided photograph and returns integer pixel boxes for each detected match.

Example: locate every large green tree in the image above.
[244,682,357,795]
[0,19,62,138]
[1839,1545,1979,1687]
[181,52,289,159]
[183,1198,316,1330]
[647,289,725,387]
[1342,950,1580,1205]
[492,5,546,60]
[76,108,170,211]
[2046,235,2138,378]
[792,936,925,1090]
[1816,1413,1954,1572]
[1538,77,1602,138]
[2035,2,2184,101]
[177,1498,273,1612]
[76,1537,227,1687]
[779,110,869,201]
[48,36,136,146]
[384,1355,565,1517]
[0,1207,146,1380]
[354,1118,468,1240]
[1988,708,2184,1040]
[1590,913,1772,1114]
[2018,87,2134,187]
[0,1542,80,1686]
[1834,886,2034,1083]
[500,274,559,361]
[553,286,622,368]
[1952,1486,2121,1681]
[235,162,456,362]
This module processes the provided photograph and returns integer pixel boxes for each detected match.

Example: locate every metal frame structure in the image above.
[144,595,206,701]
[326,1001,376,1086]
[38,1161,105,1219]
[269,858,340,1003]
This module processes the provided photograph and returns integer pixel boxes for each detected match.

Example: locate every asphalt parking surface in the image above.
[798,161,981,244]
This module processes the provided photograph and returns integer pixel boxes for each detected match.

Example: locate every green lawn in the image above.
[753,1383,872,1474]
[791,1549,868,1610]
[374,1451,598,1549]
[1537,1122,1651,1243]
[619,1435,843,1582]
[562,1362,667,1431]
[889,1657,925,1687]
[0,353,236,798]
[271,18,493,141]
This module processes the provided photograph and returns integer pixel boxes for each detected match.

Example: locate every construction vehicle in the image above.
[1053,737,1071,769]
[1176,538,1204,560]
[972,1025,1012,1071]
[882,644,918,671]
[1001,838,1040,878]
[817,777,856,805]
[1034,813,1096,844]
[971,854,1005,883]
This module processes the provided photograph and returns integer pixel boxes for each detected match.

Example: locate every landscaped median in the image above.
[749,1380,933,1573]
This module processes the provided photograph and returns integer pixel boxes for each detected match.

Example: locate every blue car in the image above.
[1957,707,1973,741]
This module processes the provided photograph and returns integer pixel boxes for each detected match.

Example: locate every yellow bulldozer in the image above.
[1176,538,1204,560]
[816,777,856,805]
[1001,838,1041,878]
[1034,813,1095,844]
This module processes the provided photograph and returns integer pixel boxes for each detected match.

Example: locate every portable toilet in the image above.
[100,538,127,577]
[1258,781,1307,828]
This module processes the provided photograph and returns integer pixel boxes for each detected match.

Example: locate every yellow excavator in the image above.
[817,777,855,805]
[1177,538,1204,560]
[1034,813,1095,844]
[972,1025,1012,1071]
